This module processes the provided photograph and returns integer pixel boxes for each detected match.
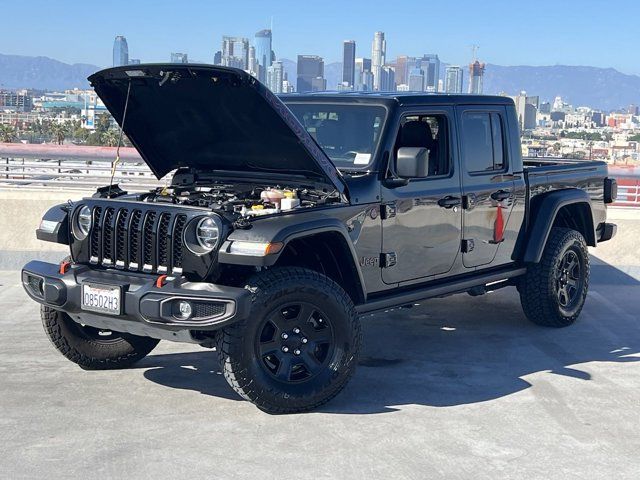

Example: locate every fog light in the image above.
[174,300,193,320]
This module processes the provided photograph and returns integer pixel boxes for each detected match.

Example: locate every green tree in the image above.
[100,129,120,147]
[50,122,69,145]
[0,123,17,142]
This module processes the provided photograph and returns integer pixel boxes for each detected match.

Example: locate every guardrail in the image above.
[0,143,164,191]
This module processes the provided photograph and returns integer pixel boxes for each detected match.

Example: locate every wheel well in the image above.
[273,232,365,305]
[552,202,596,246]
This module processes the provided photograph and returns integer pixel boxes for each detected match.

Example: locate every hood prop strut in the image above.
[108,79,132,198]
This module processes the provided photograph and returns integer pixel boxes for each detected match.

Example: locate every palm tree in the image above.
[0,124,17,143]
[50,122,69,145]
[100,129,120,147]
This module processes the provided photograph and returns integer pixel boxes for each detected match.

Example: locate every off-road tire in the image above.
[519,227,590,327]
[218,267,361,414]
[41,306,160,369]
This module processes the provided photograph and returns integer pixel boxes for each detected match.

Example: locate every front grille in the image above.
[89,206,186,275]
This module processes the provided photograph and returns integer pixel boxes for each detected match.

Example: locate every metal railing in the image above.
[613,179,640,207]
[0,143,163,191]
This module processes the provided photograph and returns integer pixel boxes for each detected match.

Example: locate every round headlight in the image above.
[74,205,92,240]
[196,217,220,251]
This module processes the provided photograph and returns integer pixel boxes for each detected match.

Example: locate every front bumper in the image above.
[22,261,251,342]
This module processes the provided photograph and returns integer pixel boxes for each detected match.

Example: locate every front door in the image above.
[381,108,462,285]
[457,106,517,268]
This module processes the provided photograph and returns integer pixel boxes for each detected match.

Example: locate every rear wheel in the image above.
[41,306,160,369]
[218,267,361,414]
[519,227,590,327]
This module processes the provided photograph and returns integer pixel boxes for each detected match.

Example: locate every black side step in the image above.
[356,267,527,315]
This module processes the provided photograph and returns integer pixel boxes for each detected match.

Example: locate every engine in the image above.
[139,183,333,220]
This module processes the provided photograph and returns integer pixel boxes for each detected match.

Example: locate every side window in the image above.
[461,112,506,173]
[395,114,450,177]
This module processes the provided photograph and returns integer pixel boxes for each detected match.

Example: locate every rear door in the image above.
[457,106,517,268]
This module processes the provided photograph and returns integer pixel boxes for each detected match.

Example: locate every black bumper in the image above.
[597,222,617,242]
[22,261,251,334]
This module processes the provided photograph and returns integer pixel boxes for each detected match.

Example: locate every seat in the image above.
[315,119,344,154]
[397,121,440,175]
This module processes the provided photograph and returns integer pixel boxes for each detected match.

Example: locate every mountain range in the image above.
[1,53,638,111]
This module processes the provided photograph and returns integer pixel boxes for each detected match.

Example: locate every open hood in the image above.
[88,64,347,195]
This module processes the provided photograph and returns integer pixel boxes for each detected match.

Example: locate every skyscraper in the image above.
[222,36,249,70]
[380,66,396,92]
[394,56,410,86]
[355,58,373,91]
[255,29,273,83]
[445,66,463,93]
[420,54,440,92]
[468,60,485,94]
[297,55,324,93]
[371,31,386,91]
[267,61,284,93]
[342,40,356,87]
[112,36,129,67]
[213,51,222,65]
[248,46,258,77]
[408,68,425,92]
[170,52,188,64]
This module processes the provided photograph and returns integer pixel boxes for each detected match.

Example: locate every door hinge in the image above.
[380,252,397,268]
[380,203,397,220]
[461,239,475,253]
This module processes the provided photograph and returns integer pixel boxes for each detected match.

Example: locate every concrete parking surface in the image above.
[1,216,639,479]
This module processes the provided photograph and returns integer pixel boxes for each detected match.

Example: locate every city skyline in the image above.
[1,0,638,75]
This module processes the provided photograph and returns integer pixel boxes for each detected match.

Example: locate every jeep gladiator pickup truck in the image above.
[22,64,617,413]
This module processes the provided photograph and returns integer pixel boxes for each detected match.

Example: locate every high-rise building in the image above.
[445,66,463,93]
[128,59,141,65]
[113,36,129,67]
[255,29,273,83]
[267,61,284,93]
[355,58,373,91]
[248,46,258,76]
[213,50,222,65]
[380,66,396,92]
[420,54,440,92]
[394,56,409,86]
[371,31,386,91]
[342,40,356,87]
[222,36,249,69]
[297,55,324,93]
[512,91,537,130]
[408,68,425,92]
[468,60,485,94]
[170,52,188,64]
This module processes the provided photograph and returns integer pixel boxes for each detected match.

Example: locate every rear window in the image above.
[461,112,506,173]
[286,103,386,170]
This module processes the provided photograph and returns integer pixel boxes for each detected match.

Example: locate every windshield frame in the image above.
[282,100,390,173]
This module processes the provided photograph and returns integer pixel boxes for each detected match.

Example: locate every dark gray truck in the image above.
[22,64,617,413]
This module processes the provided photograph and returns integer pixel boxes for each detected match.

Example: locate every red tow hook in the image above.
[155,274,168,288]
[59,261,71,274]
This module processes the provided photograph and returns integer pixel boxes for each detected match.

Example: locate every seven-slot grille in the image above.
[89,206,188,275]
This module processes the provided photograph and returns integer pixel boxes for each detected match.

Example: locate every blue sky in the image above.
[1,0,638,74]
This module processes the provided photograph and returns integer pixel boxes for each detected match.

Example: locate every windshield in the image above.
[285,103,387,170]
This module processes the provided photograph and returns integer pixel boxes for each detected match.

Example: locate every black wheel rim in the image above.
[256,302,335,383]
[555,248,583,309]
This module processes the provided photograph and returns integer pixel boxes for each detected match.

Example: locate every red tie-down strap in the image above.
[155,275,168,288]
[493,204,505,243]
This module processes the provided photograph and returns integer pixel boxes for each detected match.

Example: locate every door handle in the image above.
[438,196,462,209]
[491,190,511,201]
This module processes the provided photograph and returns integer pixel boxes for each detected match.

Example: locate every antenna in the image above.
[108,79,132,198]
[471,44,479,62]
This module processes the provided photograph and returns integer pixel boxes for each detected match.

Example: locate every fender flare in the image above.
[521,189,595,263]
[36,203,70,245]
[218,214,367,298]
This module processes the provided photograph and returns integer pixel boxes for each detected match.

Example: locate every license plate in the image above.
[81,283,122,315]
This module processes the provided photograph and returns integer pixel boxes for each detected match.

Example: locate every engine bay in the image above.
[137,183,338,221]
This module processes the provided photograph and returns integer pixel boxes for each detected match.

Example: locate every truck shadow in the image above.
[139,256,640,414]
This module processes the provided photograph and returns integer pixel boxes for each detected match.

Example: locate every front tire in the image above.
[41,306,160,369]
[218,267,361,414]
[519,227,590,327]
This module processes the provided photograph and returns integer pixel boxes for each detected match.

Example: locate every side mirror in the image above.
[395,147,430,179]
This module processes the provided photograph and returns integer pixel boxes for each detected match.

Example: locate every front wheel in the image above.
[41,306,160,369]
[217,267,361,414]
[519,227,590,327]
